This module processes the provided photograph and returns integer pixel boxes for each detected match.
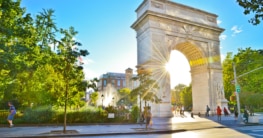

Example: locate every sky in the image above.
[21,0,263,88]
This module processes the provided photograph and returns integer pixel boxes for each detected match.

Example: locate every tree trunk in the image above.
[63,79,68,133]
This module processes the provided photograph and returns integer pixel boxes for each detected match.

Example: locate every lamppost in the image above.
[101,94,104,108]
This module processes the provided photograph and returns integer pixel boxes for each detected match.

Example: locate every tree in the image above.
[117,88,136,106]
[171,84,187,105]
[222,48,263,109]
[233,48,263,93]
[222,52,235,101]
[55,27,89,133]
[130,68,161,113]
[237,0,263,25]
[179,84,192,110]
[90,92,99,106]
[1,1,96,132]
[0,0,37,106]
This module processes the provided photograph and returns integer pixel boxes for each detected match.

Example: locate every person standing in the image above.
[243,108,249,123]
[216,106,222,122]
[7,102,16,127]
[206,105,210,117]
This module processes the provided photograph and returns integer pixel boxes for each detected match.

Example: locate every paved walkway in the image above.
[0,112,262,138]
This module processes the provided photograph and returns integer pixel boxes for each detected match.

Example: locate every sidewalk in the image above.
[0,112,262,138]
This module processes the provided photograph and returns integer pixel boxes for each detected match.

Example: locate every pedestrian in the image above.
[145,108,152,129]
[243,108,249,123]
[7,101,16,128]
[223,107,229,116]
[216,106,222,121]
[206,105,210,117]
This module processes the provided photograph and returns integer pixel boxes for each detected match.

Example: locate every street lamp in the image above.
[101,94,104,108]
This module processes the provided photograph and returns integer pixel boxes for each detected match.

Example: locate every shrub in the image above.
[22,106,53,124]
[130,105,139,123]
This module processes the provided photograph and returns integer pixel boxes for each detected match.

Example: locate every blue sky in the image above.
[21,0,263,88]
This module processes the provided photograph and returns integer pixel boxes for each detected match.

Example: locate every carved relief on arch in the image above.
[214,80,225,100]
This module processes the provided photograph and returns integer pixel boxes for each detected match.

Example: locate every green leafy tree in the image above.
[223,48,263,109]
[171,84,187,105]
[130,68,161,113]
[234,48,263,93]
[179,84,192,110]
[90,92,99,106]
[237,0,263,25]
[0,0,37,106]
[222,52,235,101]
[55,27,89,133]
[117,88,136,106]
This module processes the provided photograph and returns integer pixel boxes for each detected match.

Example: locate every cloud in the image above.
[219,34,227,40]
[231,25,242,36]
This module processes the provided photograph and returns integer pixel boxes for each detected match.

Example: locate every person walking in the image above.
[145,107,152,130]
[216,106,222,122]
[206,105,210,117]
[7,102,16,128]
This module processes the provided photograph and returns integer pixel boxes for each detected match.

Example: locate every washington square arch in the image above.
[131,0,228,117]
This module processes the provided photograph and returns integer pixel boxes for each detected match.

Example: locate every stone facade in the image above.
[132,0,228,117]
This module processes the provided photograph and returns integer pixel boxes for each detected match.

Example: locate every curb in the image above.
[4,129,187,138]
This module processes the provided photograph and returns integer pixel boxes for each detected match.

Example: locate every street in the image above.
[76,126,261,138]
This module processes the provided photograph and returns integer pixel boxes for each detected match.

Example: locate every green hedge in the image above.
[0,106,137,125]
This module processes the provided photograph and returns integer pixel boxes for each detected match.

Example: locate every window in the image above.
[117,80,121,86]
[103,80,107,86]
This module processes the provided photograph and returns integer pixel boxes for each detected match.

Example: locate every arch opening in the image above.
[165,50,191,89]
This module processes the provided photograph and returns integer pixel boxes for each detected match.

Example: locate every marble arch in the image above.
[131,0,228,117]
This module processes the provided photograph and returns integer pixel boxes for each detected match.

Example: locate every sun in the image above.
[165,62,173,73]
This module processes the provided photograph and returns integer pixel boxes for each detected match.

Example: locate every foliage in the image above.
[0,105,139,124]
[90,92,99,106]
[22,106,53,124]
[179,84,192,110]
[222,52,235,101]
[130,105,139,122]
[130,68,161,107]
[237,0,263,25]
[222,48,263,109]
[171,84,187,105]
[116,88,136,106]
[0,0,100,132]
[233,48,263,93]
